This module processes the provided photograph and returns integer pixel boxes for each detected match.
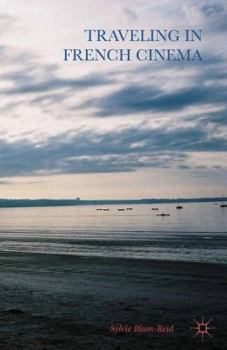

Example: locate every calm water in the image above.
[0,203,226,264]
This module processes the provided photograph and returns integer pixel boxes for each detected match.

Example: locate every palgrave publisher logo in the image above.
[191,316,215,342]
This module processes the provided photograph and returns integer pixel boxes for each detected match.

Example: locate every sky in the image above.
[0,0,227,199]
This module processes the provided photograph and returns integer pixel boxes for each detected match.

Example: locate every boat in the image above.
[157,213,170,217]
[152,208,159,210]
[96,208,103,211]
[118,209,125,211]
[220,195,227,207]
[126,208,133,210]
[103,209,110,211]
[176,198,183,209]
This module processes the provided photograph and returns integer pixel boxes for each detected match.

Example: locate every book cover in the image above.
[0,1,226,349]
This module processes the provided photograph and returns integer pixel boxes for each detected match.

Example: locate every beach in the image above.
[0,251,226,350]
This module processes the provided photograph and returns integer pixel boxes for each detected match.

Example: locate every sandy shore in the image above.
[0,252,226,349]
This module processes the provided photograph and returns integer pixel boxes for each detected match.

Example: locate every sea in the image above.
[0,203,226,264]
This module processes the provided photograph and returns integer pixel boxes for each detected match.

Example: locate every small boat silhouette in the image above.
[118,209,125,211]
[220,195,227,207]
[126,208,133,210]
[157,213,170,217]
[152,208,159,210]
[176,199,183,209]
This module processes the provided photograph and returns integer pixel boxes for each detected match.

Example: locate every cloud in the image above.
[123,7,138,21]
[200,1,227,32]
[200,1,224,16]
[0,180,12,185]
[80,82,226,117]
[189,0,227,33]
[0,119,226,177]
[0,12,16,37]
[197,109,227,126]
[0,63,114,96]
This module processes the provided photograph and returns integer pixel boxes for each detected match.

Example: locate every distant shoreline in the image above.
[0,197,226,208]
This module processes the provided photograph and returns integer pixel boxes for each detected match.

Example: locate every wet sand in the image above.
[0,251,226,349]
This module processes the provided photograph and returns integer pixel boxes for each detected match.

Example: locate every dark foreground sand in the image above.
[0,252,226,350]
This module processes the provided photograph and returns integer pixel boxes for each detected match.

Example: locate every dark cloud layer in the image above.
[199,1,227,32]
[0,45,114,106]
[83,85,219,117]
[1,74,113,95]
[77,56,227,118]
[0,120,226,177]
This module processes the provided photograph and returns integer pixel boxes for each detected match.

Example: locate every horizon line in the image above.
[0,196,226,208]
